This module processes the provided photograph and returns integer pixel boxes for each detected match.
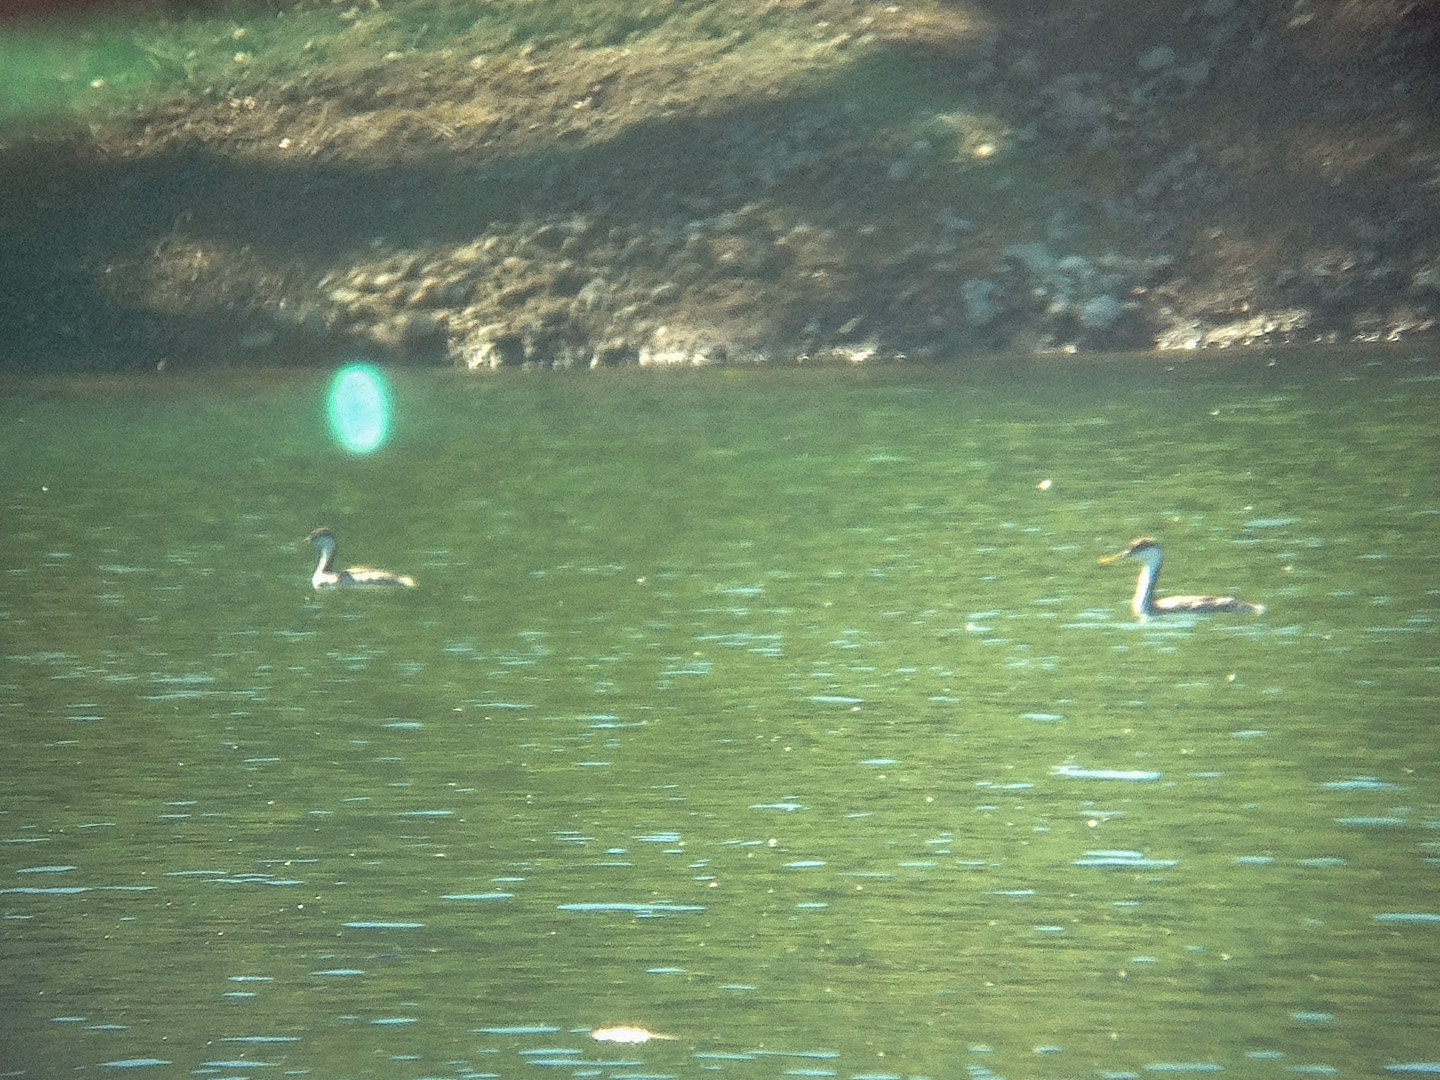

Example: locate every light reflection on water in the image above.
[1,355,1439,1078]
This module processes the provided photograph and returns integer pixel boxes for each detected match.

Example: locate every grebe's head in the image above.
[1098,536,1163,569]
[305,527,337,550]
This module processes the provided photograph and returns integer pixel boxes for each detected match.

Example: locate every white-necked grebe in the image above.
[1099,537,1262,619]
[305,527,416,589]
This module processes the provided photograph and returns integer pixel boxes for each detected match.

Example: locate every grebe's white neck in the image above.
[308,529,340,587]
[305,529,335,584]
[1131,556,1160,617]
[1120,540,1164,617]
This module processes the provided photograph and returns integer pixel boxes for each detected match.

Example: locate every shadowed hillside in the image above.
[2,0,1438,370]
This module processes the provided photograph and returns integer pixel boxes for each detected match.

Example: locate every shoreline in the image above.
[2,0,1438,373]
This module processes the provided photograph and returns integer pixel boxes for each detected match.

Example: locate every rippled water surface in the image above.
[3,355,1439,1079]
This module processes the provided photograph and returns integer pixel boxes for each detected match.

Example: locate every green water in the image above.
[2,355,1438,1079]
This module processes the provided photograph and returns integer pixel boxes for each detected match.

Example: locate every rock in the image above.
[1004,242,1057,276]
[1156,308,1314,350]
[1040,74,1108,140]
[963,278,1001,326]
[456,321,520,369]
[1137,45,1177,72]
[1410,260,1440,291]
[886,156,915,182]
[588,338,637,368]
[1079,294,1126,330]
[1172,60,1213,87]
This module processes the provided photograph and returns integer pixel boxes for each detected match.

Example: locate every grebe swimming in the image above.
[305,527,416,589]
[1099,537,1262,619]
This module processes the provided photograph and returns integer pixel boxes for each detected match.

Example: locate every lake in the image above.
[2,353,1438,1079]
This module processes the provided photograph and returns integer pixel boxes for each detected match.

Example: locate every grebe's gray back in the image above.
[1099,537,1262,620]
[305,527,416,589]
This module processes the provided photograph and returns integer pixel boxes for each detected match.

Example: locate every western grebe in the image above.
[304,527,416,589]
[1099,537,1262,619]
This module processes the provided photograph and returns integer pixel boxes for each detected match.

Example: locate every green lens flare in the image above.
[326,363,391,455]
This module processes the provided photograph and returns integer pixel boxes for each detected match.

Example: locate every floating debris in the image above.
[592,1025,676,1044]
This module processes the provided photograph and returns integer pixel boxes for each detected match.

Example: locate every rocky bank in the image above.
[2,0,1438,371]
